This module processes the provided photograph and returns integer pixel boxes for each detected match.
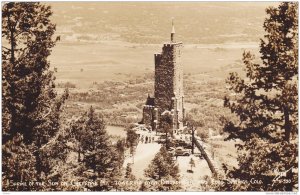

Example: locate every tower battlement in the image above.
[163,42,183,48]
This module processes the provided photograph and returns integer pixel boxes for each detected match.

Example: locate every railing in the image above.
[192,137,218,177]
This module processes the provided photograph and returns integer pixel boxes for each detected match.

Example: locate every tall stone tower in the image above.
[142,20,185,130]
[154,19,184,129]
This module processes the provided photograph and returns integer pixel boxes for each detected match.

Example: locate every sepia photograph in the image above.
[1,1,298,192]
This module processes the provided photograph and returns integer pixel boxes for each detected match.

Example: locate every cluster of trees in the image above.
[1,2,126,191]
[0,2,173,193]
[68,107,125,191]
[142,146,181,191]
[2,2,69,191]
[126,127,139,163]
[220,2,298,191]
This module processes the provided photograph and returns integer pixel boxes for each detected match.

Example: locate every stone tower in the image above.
[154,19,184,129]
[142,20,185,130]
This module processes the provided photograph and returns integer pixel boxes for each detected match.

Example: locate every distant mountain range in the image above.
[50,2,278,44]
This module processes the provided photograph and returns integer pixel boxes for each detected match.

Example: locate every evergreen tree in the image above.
[115,139,126,169]
[125,163,136,180]
[144,146,181,191]
[2,2,68,190]
[126,128,139,162]
[139,182,147,191]
[2,133,37,191]
[120,163,138,191]
[37,129,70,191]
[2,2,62,144]
[222,2,298,191]
[76,107,121,191]
[160,113,173,148]
[69,116,86,162]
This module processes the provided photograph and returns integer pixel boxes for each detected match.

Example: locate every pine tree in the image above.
[120,163,138,191]
[144,146,181,191]
[2,2,68,190]
[115,139,126,169]
[125,163,136,180]
[139,182,147,191]
[222,2,298,191]
[2,2,62,144]
[126,128,139,162]
[37,128,70,191]
[2,133,37,191]
[69,116,86,162]
[76,107,121,191]
[160,113,173,148]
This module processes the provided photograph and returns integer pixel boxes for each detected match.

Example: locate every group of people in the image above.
[139,134,155,144]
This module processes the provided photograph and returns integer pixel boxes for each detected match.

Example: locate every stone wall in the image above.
[142,38,184,130]
[154,42,184,129]
[172,43,184,122]
[142,105,159,131]
[143,105,154,127]
[154,45,174,112]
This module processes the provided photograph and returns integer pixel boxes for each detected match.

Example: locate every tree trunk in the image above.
[78,147,81,162]
[283,106,293,191]
[35,141,43,182]
[283,106,291,142]
[132,152,135,164]
[9,13,17,139]
[165,131,168,149]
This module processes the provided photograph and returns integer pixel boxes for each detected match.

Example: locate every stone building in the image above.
[142,21,185,131]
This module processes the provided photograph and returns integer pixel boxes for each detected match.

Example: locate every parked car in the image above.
[168,147,175,151]
[173,139,192,149]
[157,135,172,144]
[184,143,193,149]
[157,137,166,143]
[167,147,176,156]
[175,147,190,156]
[174,140,186,146]
[168,139,178,147]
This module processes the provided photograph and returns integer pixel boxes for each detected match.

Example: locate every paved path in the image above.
[123,129,213,191]
[125,142,161,179]
[177,155,212,191]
